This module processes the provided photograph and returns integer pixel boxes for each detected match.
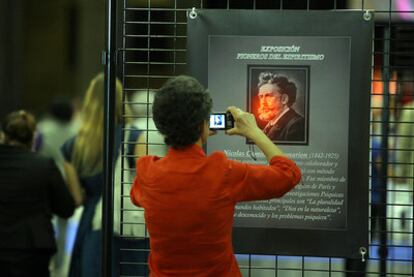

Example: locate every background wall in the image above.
[0,0,105,118]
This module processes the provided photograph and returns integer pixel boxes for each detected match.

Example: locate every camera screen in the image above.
[209,114,226,129]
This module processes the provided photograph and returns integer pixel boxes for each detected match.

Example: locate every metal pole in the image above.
[379,26,390,277]
[103,0,117,276]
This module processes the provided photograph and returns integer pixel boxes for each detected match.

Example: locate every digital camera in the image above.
[209,112,234,130]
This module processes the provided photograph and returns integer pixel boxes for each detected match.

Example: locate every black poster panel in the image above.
[187,10,373,258]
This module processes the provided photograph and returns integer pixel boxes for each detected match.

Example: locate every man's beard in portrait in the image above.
[258,104,278,122]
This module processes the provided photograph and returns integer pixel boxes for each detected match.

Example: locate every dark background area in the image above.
[0,0,347,118]
[0,0,106,118]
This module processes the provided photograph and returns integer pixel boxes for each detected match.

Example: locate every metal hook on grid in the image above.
[359,247,367,262]
[188,7,198,19]
[363,10,372,21]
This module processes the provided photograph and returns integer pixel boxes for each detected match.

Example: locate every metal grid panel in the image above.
[117,0,414,276]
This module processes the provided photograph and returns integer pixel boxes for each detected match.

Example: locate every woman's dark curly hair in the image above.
[153,75,212,149]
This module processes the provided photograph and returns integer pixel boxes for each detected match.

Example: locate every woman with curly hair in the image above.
[130,75,302,276]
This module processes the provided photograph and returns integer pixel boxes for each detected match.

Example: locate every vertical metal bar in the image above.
[120,0,127,239]
[143,3,150,241]
[174,0,177,75]
[379,25,391,277]
[248,254,252,277]
[301,256,305,277]
[328,257,332,277]
[144,2,150,157]
[103,0,117,276]
[146,1,151,158]
[274,255,278,277]
[146,3,151,90]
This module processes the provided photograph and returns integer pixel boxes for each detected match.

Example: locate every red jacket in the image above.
[130,144,301,276]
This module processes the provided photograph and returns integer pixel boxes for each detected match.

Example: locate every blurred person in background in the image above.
[62,73,144,277]
[394,85,414,239]
[130,89,167,157]
[395,98,414,189]
[36,96,80,173]
[35,96,80,277]
[0,110,75,277]
[130,75,302,276]
[395,75,414,192]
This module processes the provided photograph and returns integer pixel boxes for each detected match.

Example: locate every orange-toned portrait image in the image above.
[248,66,309,145]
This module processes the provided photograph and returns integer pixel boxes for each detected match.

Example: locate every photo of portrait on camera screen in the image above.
[210,114,225,129]
[248,66,309,145]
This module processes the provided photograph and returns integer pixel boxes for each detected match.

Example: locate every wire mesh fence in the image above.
[115,0,414,276]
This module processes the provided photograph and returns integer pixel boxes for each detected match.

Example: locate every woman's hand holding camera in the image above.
[226,106,284,161]
[225,106,262,140]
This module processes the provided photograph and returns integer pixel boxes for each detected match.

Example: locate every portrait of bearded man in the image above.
[256,72,305,142]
